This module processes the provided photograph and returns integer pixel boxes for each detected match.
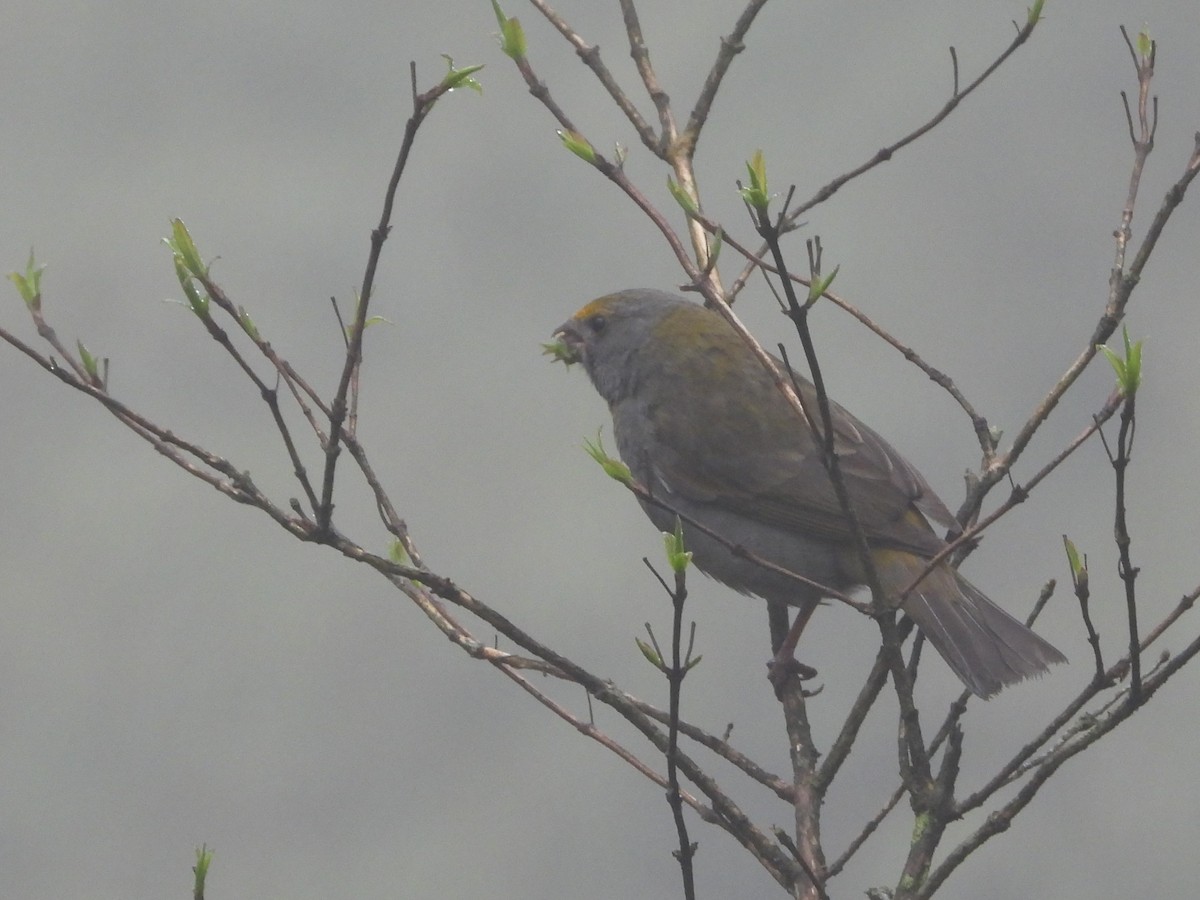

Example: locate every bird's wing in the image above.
[636,360,953,556]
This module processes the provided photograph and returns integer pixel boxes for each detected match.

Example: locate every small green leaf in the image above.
[174,256,209,318]
[388,539,413,567]
[663,518,692,574]
[1136,27,1152,59]
[236,307,259,340]
[684,653,704,672]
[739,149,770,212]
[193,845,214,896]
[557,129,596,164]
[1123,327,1143,392]
[76,340,99,380]
[361,315,393,330]
[1097,344,1123,380]
[635,636,665,670]
[440,56,484,94]
[8,249,45,311]
[1026,0,1045,26]
[1062,534,1088,590]
[667,176,698,216]
[490,0,507,28]
[807,264,840,303]
[706,229,724,267]
[542,338,578,366]
[583,430,631,485]
[1097,325,1143,396]
[491,0,526,60]
[165,218,207,277]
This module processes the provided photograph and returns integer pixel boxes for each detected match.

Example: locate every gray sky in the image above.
[3,1,1199,897]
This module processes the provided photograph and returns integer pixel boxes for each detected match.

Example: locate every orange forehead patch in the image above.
[572,295,616,320]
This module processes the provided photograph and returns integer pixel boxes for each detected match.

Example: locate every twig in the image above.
[662,556,698,899]
[685,0,771,144]
[925,623,1200,897]
[1063,535,1106,681]
[731,12,1046,297]
[618,0,676,143]
[526,1,659,151]
[760,218,933,792]
[1099,395,1142,702]
[318,64,456,531]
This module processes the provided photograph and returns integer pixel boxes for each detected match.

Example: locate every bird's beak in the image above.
[547,320,584,366]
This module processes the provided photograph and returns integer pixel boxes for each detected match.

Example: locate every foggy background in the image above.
[3,1,1198,897]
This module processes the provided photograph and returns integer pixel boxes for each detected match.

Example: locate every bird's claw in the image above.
[767,655,819,701]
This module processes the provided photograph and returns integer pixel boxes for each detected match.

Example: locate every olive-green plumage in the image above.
[555,289,1065,698]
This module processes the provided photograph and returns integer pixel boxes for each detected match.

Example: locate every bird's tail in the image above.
[874,552,1067,698]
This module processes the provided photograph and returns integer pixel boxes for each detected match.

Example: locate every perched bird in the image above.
[552,288,1066,698]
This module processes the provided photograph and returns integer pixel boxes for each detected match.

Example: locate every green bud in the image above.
[491,1,526,60]
[193,845,214,895]
[706,229,724,267]
[667,176,699,216]
[807,264,840,303]
[1062,534,1088,590]
[440,56,484,94]
[635,636,665,670]
[542,338,578,366]
[558,129,596,164]
[1136,26,1152,59]
[663,518,692,574]
[236,307,260,340]
[8,249,45,311]
[739,149,770,212]
[1097,325,1143,397]
[165,218,207,277]
[174,256,209,318]
[76,341,99,380]
[583,431,631,485]
[388,539,413,567]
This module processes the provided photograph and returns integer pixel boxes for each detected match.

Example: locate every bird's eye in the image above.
[587,314,607,334]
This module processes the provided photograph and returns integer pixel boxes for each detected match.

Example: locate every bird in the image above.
[552,288,1066,698]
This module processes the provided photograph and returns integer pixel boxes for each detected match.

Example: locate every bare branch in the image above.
[527,0,659,151]
[685,0,771,143]
[732,15,1044,297]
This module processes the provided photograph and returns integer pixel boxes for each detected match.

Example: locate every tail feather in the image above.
[877,556,1067,698]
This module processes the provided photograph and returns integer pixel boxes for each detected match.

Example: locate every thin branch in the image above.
[956,582,1200,819]
[925,623,1200,897]
[685,0,771,143]
[902,391,1122,605]
[816,648,894,794]
[318,65,454,531]
[762,221,932,790]
[826,783,906,878]
[342,542,806,890]
[769,601,828,900]
[661,557,698,899]
[690,215,996,454]
[629,697,795,801]
[493,660,712,821]
[1063,535,1106,681]
[731,13,1045,297]
[960,101,1200,533]
[617,0,676,143]
[1102,395,1143,702]
[526,0,659,151]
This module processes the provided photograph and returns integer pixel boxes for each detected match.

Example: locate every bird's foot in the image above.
[767,655,821,700]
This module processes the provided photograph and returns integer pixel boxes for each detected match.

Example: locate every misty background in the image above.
[3,1,1198,897]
